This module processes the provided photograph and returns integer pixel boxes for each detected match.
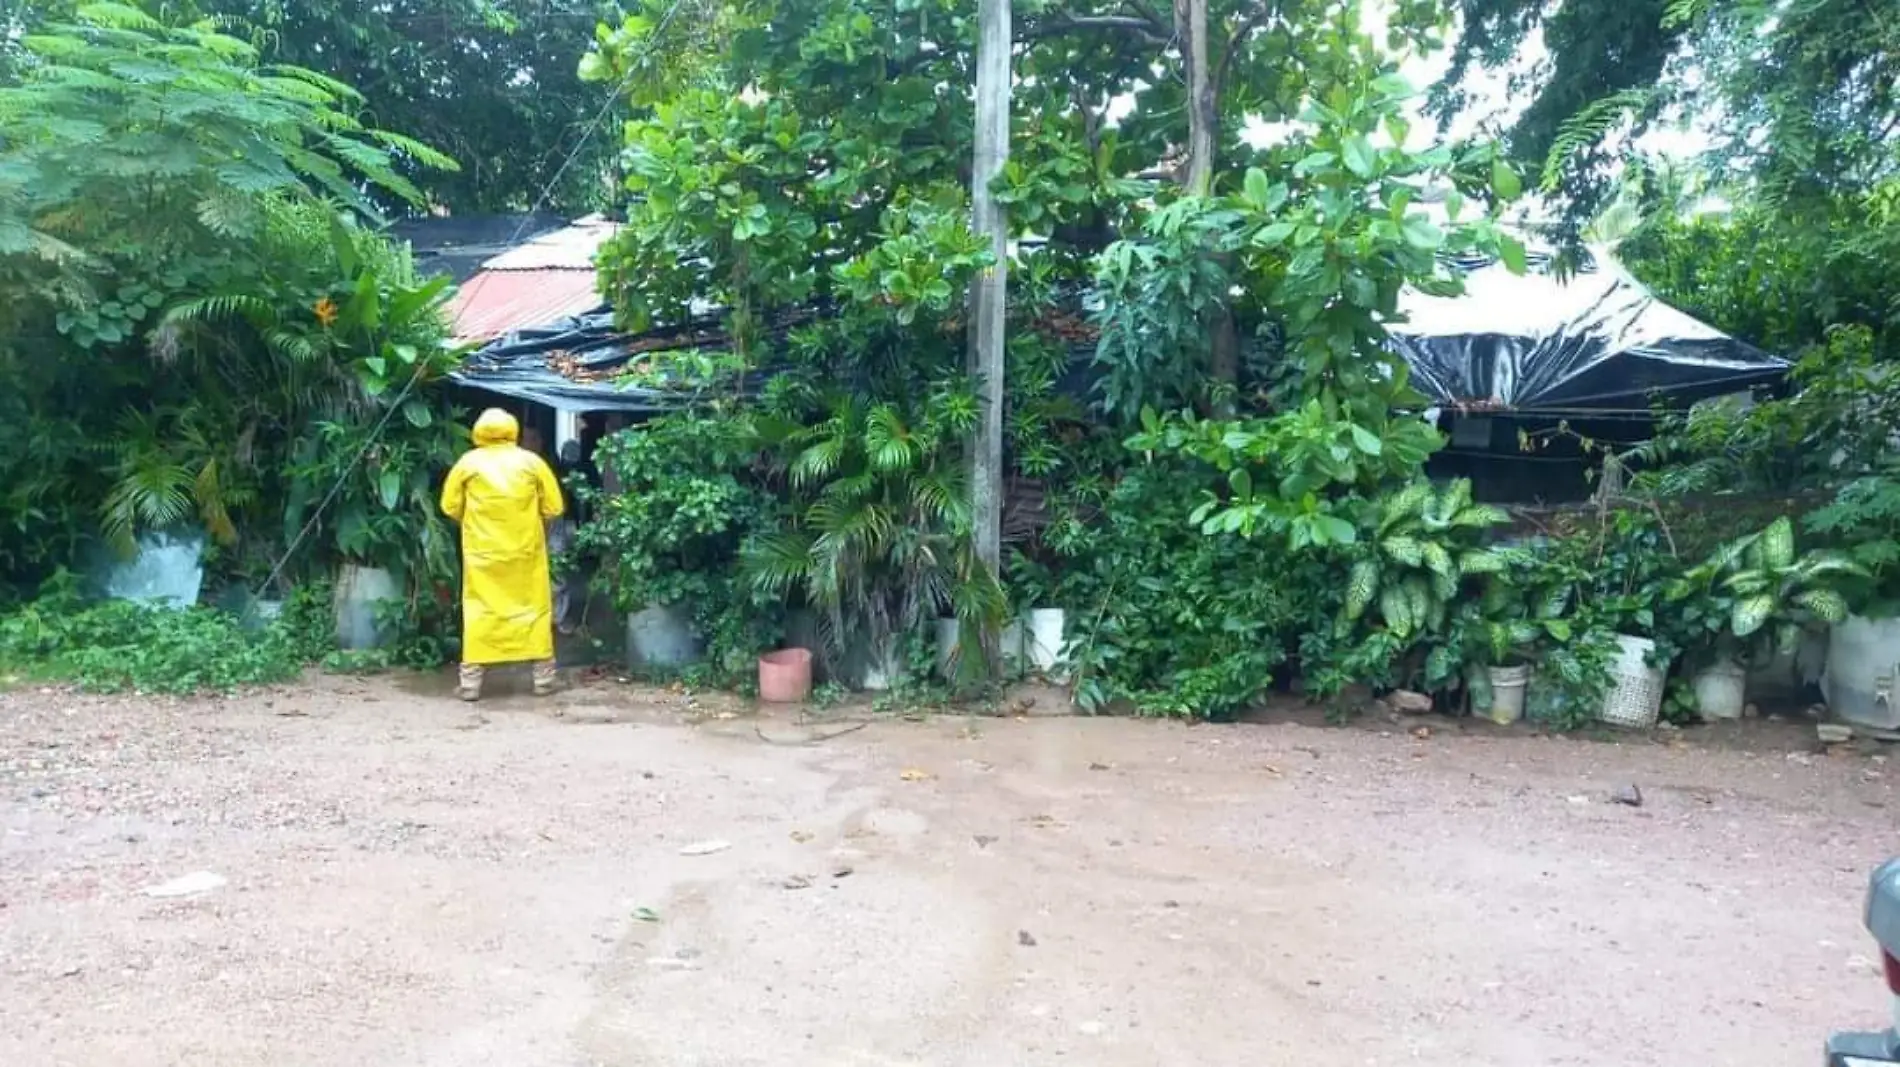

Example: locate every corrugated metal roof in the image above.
[448,269,604,344]
[445,215,621,341]
[479,214,620,271]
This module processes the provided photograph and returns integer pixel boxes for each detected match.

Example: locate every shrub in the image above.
[0,576,308,694]
[1047,463,1341,718]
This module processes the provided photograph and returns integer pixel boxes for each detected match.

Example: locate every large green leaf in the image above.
[1758,516,1796,570]
[1795,588,1849,624]
[1345,559,1380,621]
[1381,536,1424,567]
[1380,584,1414,637]
[1458,550,1505,575]
[1731,593,1775,638]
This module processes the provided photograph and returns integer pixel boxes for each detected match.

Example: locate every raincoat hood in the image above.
[472,408,519,447]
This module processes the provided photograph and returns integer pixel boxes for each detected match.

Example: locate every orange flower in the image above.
[313,297,338,328]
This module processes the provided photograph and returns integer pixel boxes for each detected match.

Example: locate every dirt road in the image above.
[2,674,1894,1066]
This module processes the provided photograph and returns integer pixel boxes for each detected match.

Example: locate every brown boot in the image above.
[457,663,484,702]
[532,660,559,697]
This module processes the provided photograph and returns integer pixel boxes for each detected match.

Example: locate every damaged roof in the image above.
[439,214,622,344]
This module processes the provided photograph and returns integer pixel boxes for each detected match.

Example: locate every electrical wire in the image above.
[249,0,687,602]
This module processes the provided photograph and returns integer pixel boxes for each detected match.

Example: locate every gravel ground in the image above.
[2,672,1895,1067]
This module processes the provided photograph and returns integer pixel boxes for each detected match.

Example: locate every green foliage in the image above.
[199,0,610,214]
[0,6,452,293]
[1806,467,1900,616]
[1045,463,1341,719]
[1441,0,1900,266]
[1668,517,1861,668]
[1621,192,1900,361]
[0,7,462,604]
[1234,73,1523,422]
[1341,479,1506,641]
[576,412,783,681]
[1093,62,1523,423]
[0,574,306,693]
[1539,88,1655,196]
[1460,548,1578,669]
[1432,0,1680,218]
[1628,328,1893,495]
[1128,403,1444,545]
[1091,199,1250,419]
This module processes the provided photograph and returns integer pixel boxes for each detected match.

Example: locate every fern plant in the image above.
[1344,479,1508,641]
[99,407,256,555]
[1540,88,1654,194]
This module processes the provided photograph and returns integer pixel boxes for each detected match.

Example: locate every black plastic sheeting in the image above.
[1387,258,1790,411]
[450,308,779,413]
[456,259,1789,416]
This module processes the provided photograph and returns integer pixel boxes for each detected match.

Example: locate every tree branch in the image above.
[1071,83,1104,161]
[1212,5,1273,101]
[1025,13,1172,48]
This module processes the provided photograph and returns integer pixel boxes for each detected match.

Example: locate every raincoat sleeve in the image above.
[440,456,472,523]
[533,455,565,521]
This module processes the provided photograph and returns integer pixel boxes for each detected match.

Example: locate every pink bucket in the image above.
[758,648,813,703]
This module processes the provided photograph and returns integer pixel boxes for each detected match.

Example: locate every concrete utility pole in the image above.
[969,0,1011,614]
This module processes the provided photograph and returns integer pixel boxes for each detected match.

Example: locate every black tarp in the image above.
[455,255,1789,416]
[449,308,784,413]
[1387,256,1790,411]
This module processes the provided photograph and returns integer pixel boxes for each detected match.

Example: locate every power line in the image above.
[251,0,686,601]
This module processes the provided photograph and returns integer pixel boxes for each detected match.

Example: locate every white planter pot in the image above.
[1599,634,1667,729]
[1823,614,1900,730]
[854,636,903,692]
[625,604,702,669]
[1693,659,1748,720]
[1481,664,1530,725]
[1025,608,1066,674]
[334,564,398,651]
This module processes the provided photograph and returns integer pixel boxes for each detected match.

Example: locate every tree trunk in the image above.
[1175,0,1236,410]
[969,0,1011,664]
[1175,0,1215,196]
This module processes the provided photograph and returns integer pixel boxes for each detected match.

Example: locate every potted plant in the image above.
[1808,466,1900,728]
[1663,569,1745,720]
[1457,547,1583,725]
[1561,511,1688,727]
[574,413,778,676]
[1672,517,1859,719]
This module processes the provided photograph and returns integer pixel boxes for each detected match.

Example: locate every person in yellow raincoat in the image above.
[440,408,565,701]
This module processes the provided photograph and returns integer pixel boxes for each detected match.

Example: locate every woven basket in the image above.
[1599,634,1667,729]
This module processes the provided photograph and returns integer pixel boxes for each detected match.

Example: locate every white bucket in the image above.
[1599,634,1667,729]
[1482,664,1530,724]
[1693,660,1748,720]
[1823,615,1900,730]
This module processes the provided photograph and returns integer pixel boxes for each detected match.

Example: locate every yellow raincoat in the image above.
[440,409,565,665]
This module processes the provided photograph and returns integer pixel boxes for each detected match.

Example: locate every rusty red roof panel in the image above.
[448,269,604,344]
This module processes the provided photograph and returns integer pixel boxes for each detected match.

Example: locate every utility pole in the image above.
[969,0,1011,645]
